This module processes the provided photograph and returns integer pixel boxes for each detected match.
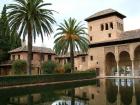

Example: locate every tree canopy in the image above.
[54,18,89,72]
[7,0,56,74]
[0,5,21,63]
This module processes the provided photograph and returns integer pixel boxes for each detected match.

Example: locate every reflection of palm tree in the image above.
[7,0,56,74]
[54,18,89,73]
[71,88,75,105]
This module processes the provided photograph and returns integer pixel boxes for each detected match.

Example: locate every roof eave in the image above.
[85,12,126,22]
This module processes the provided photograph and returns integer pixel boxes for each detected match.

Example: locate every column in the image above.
[131,60,135,76]
[116,61,119,76]
[117,82,120,105]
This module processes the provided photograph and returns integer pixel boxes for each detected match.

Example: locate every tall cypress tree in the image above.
[0,5,21,63]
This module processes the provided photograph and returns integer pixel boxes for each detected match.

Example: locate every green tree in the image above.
[64,63,71,73]
[0,5,21,63]
[54,18,89,73]
[7,0,56,75]
[41,61,57,74]
[12,60,27,75]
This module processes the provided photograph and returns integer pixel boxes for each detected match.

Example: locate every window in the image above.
[101,24,104,31]
[96,61,99,64]
[121,24,123,31]
[105,23,108,30]
[91,94,94,99]
[12,55,15,60]
[82,92,87,98]
[90,36,92,41]
[90,56,93,61]
[82,57,85,62]
[41,54,45,61]
[108,33,111,38]
[18,55,20,59]
[89,26,92,31]
[117,22,119,29]
[110,22,113,29]
[48,55,52,60]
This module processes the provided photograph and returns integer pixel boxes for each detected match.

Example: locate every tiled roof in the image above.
[85,8,126,21]
[9,46,55,54]
[56,52,88,58]
[92,29,140,45]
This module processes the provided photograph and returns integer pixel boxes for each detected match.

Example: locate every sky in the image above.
[0,0,140,48]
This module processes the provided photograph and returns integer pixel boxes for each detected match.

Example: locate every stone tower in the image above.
[85,9,126,44]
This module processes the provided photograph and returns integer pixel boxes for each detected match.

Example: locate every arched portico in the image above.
[134,45,140,76]
[106,52,116,76]
[119,51,131,76]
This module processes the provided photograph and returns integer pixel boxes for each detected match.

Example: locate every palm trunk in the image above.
[70,43,74,73]
[27,23,32,75]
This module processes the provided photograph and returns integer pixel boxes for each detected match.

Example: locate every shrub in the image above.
[12,60,27,75]
[64,63,71,73]
[41,61,57,74]
[55,64,65,73]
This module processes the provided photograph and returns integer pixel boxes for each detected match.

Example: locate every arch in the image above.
[105,23,109,30]
[110,22,113,29]
[105,52,116,76]
[134,45,140,74]
[120,83,133,105]
[106,79,117,104]
[101,24,104,31]
[119,51,131,76]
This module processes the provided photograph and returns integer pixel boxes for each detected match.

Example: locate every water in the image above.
[0,78,140,105]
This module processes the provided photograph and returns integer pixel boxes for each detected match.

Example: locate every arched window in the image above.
[89,26,92,31]
[110,22,113,29]
[90,36,92,41]
[105,23,108,30]
[101,24,104,31]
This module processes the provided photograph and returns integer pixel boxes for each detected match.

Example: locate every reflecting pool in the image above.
[0,79,140,105]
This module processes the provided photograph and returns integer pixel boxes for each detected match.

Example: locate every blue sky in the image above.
[0,0,140,48]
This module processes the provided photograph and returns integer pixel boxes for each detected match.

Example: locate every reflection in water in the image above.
[0,79,140,105]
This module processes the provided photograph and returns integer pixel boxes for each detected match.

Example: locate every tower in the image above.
[85,9,126,43]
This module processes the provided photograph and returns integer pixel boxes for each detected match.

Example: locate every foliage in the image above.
[55,63,65,73]
[54,18,89,73]
[7,0,56,74]
[41,61,57,74]
[64,63,71,73]
[0,5,21,63]
[12,60,27,75]
[0,72,96,86]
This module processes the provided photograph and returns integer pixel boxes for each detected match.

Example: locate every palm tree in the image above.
[54,18,89,73]
[7,0,56,75]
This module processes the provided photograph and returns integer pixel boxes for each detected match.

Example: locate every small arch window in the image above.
[90,36,92,41]
[90,56,93,61]
[110,22,113,29]
[105,23,108,30]
[108,33,111,38]
[101,24,104,31]
[89,26,92,31]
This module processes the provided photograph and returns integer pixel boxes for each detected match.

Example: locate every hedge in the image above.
[0,72,96,87]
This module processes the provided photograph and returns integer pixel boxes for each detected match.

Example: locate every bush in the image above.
[55,64,65,73]
[12,60,27,75]
[64,63,71,73]
[41,61,57,74]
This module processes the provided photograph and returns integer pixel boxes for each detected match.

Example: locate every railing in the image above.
[0,72,96,87]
